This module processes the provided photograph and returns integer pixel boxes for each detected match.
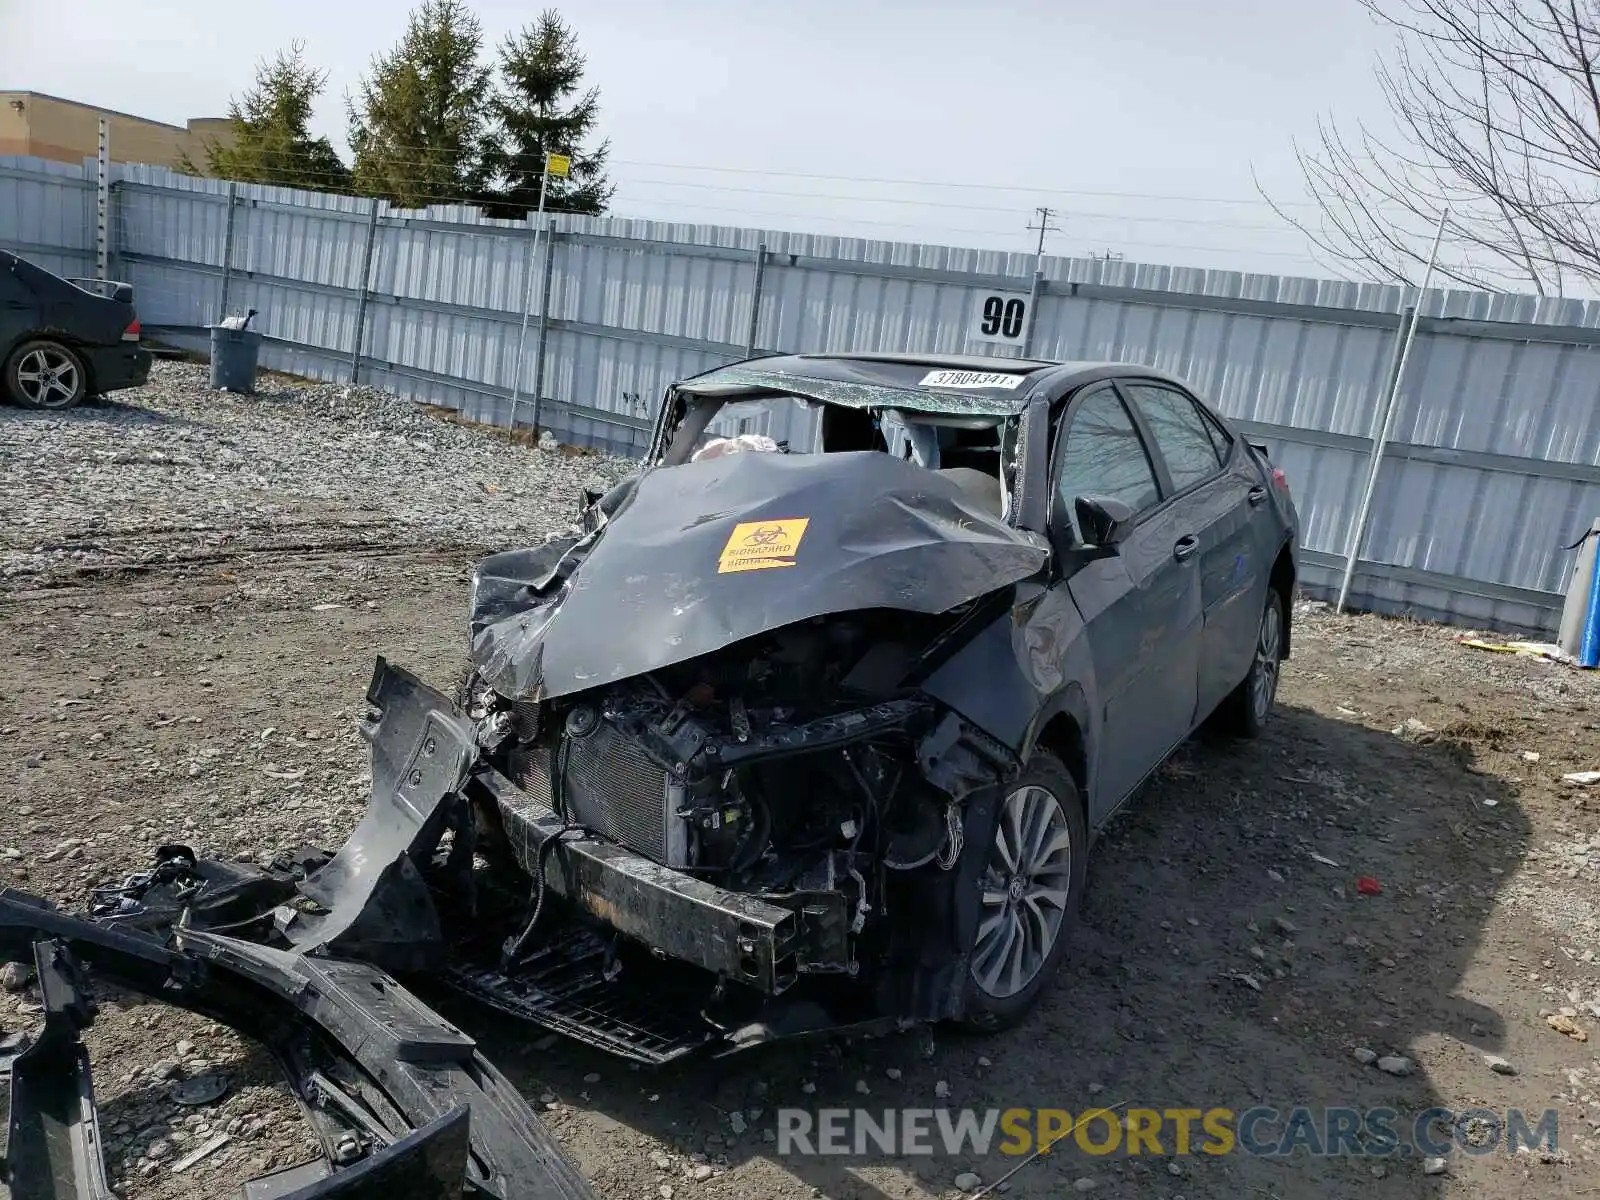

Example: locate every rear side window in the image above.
[1054,386,1161,539]
[1125,383,1223,492]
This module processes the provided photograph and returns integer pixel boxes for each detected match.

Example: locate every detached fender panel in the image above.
[286,657,476,971]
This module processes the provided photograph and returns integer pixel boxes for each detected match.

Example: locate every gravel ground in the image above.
[5,366,1600,1200]
[0,360,634,586]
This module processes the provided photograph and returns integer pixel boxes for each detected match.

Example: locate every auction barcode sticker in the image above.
[918,370,1028,390]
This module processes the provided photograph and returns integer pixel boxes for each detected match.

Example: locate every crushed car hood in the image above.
[470,450,1050,701]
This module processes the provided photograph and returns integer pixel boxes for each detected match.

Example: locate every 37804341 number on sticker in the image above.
[918,369,1028,390]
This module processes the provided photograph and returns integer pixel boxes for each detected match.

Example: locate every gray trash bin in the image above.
[208,326,263,393]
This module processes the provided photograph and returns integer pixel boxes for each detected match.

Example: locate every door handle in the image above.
[1247,485,1268,506]
[1173,535,1199,561]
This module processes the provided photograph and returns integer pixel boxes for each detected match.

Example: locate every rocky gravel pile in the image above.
[0,360,637,586]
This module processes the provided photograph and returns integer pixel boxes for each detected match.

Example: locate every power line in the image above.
[607,157,1376,212]
[185,144,1374,212]
[172,159,1312,234]
[602,194,1332,263]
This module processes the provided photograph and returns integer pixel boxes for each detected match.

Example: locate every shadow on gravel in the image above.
[472,702,1531,1200]
[0,398,213,433]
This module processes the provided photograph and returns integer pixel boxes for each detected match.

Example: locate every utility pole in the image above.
[1027,206,1059,269]
[1021,207,1059,359]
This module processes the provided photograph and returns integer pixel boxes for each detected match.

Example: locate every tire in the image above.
[1214,589,1285,738]
[5,339,88,410]
[957,752,1088,1032]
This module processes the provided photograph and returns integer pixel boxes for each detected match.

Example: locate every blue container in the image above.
[1582,542,1600,668]
[208,326,263,393]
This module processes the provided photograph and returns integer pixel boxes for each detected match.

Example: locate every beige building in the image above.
[0,91,231,169]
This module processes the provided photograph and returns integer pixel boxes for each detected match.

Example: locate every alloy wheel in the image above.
[971,784,1074,999]
[15,345,81,409]
[1252,600,1282,722]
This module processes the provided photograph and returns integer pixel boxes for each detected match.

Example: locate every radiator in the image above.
[559,723,685,864]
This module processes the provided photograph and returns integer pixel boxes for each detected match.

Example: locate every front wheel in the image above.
[957,753,1087,1032]
[5,340,88,410]
[1214,590,1284,738]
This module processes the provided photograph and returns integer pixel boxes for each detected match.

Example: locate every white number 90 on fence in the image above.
[968,292,1029,345]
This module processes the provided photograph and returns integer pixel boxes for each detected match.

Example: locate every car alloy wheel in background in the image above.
[7,340,87,410]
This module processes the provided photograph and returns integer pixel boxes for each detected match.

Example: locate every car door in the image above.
[1051,383,1202,818]
[1119,380,1267,719]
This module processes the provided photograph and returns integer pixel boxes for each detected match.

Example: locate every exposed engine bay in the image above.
[464,598,1019,1013]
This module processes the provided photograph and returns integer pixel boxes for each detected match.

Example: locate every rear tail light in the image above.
[121,319,141,343]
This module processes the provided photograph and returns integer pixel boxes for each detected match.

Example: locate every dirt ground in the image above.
[5,387,1600,1200]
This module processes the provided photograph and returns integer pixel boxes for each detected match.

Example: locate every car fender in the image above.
[919,581,1099,792]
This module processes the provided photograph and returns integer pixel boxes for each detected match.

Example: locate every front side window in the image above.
[1054,386,1161,540]
[1124,383,1223,492]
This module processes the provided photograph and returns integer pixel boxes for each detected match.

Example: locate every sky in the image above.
[0,0,1408,279]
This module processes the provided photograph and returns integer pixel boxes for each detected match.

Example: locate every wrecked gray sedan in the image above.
[242,353,1301,1064]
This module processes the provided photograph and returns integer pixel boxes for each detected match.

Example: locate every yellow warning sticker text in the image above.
[718,518,810,574]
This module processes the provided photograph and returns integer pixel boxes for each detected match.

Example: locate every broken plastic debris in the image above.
[170,1131,231,1172]
[1227,970,1263,992]
[1562,771,1600,786]
[262,766,306,781]
[1547,1013,1589,1041]
[1308,851,1344,867]
[1456,635,1572,663]
[1356,876,1383,896]
[1391,718,1435,742]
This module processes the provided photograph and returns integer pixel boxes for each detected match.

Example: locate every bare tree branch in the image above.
[1266,0,1600,293]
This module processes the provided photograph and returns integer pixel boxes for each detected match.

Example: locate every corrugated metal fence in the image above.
[4,155,1599,635]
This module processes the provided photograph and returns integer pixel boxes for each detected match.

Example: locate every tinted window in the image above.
[1055,386,1161,539]
[1126,384,1222,491]
[1197,405,1233,459]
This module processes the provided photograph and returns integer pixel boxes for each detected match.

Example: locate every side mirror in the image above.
[1074,495,1136,548]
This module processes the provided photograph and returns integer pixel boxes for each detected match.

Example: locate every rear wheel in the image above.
[1214,590,1284,738]
[5,340,88,410]
[958,754,1087,1031]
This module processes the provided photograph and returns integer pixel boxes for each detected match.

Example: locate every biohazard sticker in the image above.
[718,518,810,573]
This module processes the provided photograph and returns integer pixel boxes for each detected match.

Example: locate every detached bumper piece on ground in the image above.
[0,888,595,1199]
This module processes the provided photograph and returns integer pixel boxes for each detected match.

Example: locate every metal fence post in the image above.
[350,197,382,385]
[508,217,542,429]
[1021,269,1046,358]
[95,119,109,281]
[745,243,768,356]
[218,181,239,319]
[1335,207,1449,614]
[530,219,558,436]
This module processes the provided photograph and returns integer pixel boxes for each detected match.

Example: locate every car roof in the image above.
[676,352,1195,417]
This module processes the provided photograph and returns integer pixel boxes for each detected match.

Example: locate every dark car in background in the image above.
[0,249,150,410]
